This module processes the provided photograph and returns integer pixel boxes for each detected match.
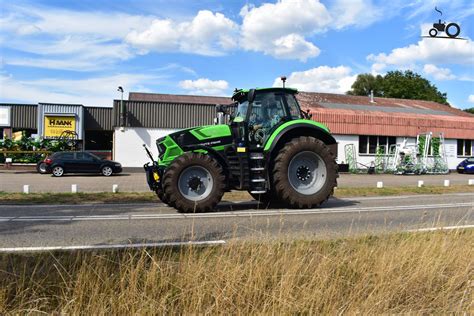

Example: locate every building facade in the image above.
[2,91,474,169]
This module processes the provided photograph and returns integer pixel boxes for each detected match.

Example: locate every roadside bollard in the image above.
[376,181,383,188]
[443,180,450,187]
[418,180,424,188]
[23,185,30,194]
[469,179,474,186]
[113,184,119,193]
[71,184,78,193]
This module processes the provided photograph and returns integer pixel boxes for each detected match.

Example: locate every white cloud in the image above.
[0,5,149,71]
[274,65,357,93]
[179,78,229,95]
[368,29,474,67]
[0,6,152,38]
[371,62,386,74]
[0,73,158,106]
[5,36,133,71]
[423,64,456,80]
[469,95,474,103]
[330,0,383,29]
[126,10,238,56]
[240,0,331,61]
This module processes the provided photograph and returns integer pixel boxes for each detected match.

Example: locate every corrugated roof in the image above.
[125,91,474,139]
[113,100,216,129]
[312,108,474,139]
[128,92,231,105]
[296,92,473,117]
[318,102,453,116]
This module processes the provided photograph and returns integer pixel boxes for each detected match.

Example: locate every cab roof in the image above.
[232,87,298,101]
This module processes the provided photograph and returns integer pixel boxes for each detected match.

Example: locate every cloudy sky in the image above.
[0,0,473,108]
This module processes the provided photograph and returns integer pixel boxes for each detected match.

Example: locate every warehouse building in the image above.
[114,91,474,169]
[1,90,473,169]
[0,103,113,158]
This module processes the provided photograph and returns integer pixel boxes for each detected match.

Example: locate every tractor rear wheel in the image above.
[273,136,337,208]
[163,153,225,213]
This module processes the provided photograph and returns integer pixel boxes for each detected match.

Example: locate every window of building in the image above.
[457,139,473,157]
[359,135,396,155]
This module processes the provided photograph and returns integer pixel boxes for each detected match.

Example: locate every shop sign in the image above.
[44,115,76,137]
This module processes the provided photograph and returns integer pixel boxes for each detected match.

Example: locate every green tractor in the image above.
[144,87,338,212]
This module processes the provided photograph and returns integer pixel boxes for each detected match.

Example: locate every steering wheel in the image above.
[248,125,266,144]
[254,128,266,143]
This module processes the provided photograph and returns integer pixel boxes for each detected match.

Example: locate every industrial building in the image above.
[1,90,473,169]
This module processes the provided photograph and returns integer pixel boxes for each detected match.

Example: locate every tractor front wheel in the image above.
[163,153,225,213]
[155,184,171,205]
[273,136,337,208]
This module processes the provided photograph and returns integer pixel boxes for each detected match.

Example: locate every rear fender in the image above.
[264,120,337,155]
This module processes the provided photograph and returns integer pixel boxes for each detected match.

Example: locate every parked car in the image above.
[45,151,122,177]
[457,157,474,174]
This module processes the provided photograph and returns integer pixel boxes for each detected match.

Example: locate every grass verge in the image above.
[0,185,473,204]
[0,230,472,313]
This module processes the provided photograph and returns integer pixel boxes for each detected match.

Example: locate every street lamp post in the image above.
[117,86,125,128]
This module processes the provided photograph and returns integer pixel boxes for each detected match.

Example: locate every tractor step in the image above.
[250,153,264,160]
[251,178,266,183]
[250,190,267,194]
[250,167,264,171]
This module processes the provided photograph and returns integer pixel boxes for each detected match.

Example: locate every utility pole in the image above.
[117,86,125,129]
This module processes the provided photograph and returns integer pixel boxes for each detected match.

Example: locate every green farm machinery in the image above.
[144,86,338,212]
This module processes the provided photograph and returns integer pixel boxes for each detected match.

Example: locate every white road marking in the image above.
[409,225,474,232]
[1,202,472,222]
[0,240,226,253]
[0,192,472,209]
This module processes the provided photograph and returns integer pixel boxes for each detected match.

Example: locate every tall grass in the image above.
[0,230,472,314]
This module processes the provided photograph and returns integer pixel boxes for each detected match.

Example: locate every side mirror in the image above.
[248,89,256,103]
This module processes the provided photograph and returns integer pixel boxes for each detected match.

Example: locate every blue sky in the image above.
[0,0,473,108]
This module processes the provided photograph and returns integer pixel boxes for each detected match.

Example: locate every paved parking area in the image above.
[0,169,473,193]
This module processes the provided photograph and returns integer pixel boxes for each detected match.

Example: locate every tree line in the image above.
[347,70,448,105]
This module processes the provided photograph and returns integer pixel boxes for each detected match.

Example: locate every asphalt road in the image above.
[0,193,472,249]
[1,170,473,193]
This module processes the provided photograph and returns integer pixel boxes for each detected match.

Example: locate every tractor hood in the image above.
[166,124,233,149]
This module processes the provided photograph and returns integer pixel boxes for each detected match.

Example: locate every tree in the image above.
[465,108,474,114]
[347,70,449,105]
[347,73,384,97]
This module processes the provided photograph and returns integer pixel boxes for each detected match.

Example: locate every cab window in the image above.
[286,94,301,119]
[248,93,286,144]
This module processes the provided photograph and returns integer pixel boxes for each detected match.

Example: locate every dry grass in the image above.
[0,230,472,314]
[1,184,473,205]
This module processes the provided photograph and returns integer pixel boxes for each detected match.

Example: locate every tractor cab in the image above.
[230,88,303,147]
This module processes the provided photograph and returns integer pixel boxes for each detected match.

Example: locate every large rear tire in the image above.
[163,153,225,213]
[273,136,337,208]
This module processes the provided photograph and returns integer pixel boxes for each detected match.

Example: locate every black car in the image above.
[45,151,122,177]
